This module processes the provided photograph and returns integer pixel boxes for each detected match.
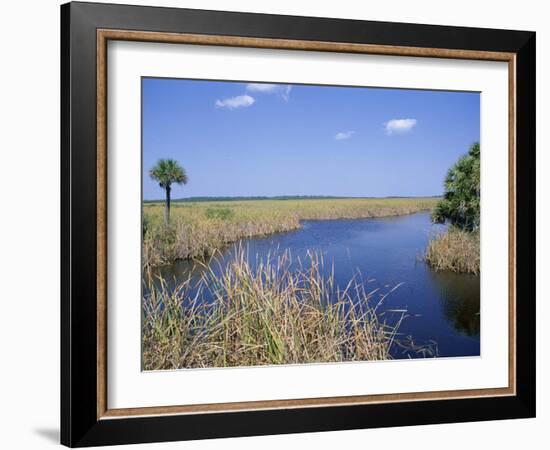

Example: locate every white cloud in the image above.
[282,85,292,102]
[246,83,279,93]
[385,118,417,135]
[246,83,292,101]
[215,94,255,110]
[335,131,355,140]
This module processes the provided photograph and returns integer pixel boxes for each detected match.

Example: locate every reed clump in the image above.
[142,248,404,370]
[425,228,480,274]
[143,197,438,267]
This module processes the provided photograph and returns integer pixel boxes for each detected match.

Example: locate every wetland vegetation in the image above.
[143,247,404,370]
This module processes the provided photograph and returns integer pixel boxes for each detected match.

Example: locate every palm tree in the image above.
[149,159,188,225]
[432,142,480,231]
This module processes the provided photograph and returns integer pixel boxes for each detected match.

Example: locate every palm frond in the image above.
[149,158,188,188]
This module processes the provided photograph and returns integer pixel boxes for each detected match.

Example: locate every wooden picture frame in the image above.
[61,1,536,447]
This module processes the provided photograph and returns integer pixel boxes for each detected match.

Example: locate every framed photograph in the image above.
[61,1,536,447]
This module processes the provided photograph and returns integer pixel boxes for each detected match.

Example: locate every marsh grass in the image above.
[142,247,407,370]
[425,228,480,274]
[143,197,438,267]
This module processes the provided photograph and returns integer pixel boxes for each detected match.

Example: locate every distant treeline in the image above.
[144,195,441,203]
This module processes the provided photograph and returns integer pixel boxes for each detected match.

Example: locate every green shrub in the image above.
[205,207,234,220]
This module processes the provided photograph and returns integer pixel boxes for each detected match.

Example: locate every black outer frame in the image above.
[61,1,536,447]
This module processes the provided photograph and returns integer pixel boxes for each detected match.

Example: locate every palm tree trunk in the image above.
[164,185,171,225]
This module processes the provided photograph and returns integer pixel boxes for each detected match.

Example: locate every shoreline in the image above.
[149,208,435,269]
[142,197,438,267]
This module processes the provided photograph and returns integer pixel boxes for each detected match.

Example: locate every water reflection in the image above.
[429,270,480,337]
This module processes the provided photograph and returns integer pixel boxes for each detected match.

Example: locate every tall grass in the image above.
[143,197,438,267]
[425,228,480,274]
[142,248,405,370]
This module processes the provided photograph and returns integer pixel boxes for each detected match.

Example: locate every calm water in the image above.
[151,212,480,359]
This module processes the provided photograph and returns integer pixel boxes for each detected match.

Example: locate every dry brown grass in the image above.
[425,228,480,274]
[142,248,405,370]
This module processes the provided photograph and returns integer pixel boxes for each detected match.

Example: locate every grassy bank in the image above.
[143,197,438,267]
[425,228,480,274]
[142,248,404,370]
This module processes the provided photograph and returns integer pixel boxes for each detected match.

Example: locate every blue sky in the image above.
[142,78,479,200]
